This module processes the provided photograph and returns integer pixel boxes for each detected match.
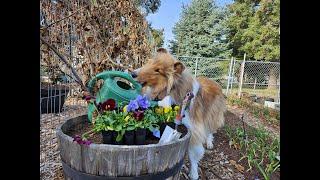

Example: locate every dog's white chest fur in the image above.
[179,80,200,129]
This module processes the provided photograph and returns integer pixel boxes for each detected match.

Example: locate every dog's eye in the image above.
[155,69,160,73]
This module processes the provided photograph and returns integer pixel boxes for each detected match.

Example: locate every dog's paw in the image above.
[188,169,199,180]
[206,141,214,149]
[188,173,199,180]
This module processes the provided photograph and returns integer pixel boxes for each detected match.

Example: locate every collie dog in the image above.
[132,48,226,179]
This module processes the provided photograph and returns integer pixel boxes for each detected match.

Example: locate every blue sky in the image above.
[146,0,233,48]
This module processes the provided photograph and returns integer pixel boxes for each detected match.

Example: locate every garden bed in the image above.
[180,111,280,180]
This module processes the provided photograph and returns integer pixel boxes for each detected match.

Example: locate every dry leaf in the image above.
[229,160,236,165]
[235,164,245,173]
[87,37,94,44]
[230,159,245,173]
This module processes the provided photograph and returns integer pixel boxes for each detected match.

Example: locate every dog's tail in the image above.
[205,94,226,133]
[189,93,226,145]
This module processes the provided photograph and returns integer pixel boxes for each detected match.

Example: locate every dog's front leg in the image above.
[188,143,204,180]
[206,133,214,149]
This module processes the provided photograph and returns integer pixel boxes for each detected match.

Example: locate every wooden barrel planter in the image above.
[41,83,69,114]
[56,115,191,180]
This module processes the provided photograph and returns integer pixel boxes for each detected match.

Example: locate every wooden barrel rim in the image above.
[56,115,191,149]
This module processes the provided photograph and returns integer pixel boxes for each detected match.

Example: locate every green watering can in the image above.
[87,70,157,122]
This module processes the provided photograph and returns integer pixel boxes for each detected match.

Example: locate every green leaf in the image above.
[116,132,123,142]
[127,126,135,131]
[115,124,123,131]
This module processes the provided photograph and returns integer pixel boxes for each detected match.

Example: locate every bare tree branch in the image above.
[40,36,89,93]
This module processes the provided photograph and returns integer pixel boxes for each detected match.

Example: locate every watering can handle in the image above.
[87,71,142,94]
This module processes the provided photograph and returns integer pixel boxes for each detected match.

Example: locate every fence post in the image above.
[226,57,234,95]
[238,53,246,98]
[253,77,257,90]
[194,57,198,77]
[230,57,236,94]
[277,74,280,103]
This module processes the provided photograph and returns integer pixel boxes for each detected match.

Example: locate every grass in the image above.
[224,124,280,180]
[225,88,279,100]
[227,95,280,126]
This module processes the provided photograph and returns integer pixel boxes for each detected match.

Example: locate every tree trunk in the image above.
[268,67,277,89]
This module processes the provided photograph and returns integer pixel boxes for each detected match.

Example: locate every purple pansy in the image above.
[83,95,96,104]
[136,95,150,109]
[100,99,116,111]
[133,110,144,121]
[73,135,92,146]
[73,135,81,141]
[83,140,92,146]
[127,100,139,112]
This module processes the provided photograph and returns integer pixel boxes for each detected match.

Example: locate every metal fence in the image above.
[40,72,87,179]
[175,55,280,102]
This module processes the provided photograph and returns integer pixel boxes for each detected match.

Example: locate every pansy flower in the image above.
[155,107,163,114]
[100,99,116,111]
[174,105,180,111]
[123,105,128,112]
[127,100,139,112]
[164,106,172,113]
[73,135,92,146]
[83,95,96,103]
[133,110,144,121]
[136,95,150,110]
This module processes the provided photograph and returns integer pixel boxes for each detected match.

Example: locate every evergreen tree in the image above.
[172,0,231,58]
[150,28,164,48]
[168,39,178,54]
[225,0,279,61]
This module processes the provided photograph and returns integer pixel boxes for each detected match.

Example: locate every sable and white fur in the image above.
[134,48,226,179]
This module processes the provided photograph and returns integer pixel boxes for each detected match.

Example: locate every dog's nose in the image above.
[131,71,137,78]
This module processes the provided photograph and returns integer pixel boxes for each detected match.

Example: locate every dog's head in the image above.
[133,48,185,100]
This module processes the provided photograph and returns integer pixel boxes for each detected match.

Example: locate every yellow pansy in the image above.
[164,106,172,113]
[174,106,180,111]
[155,107,163,114]
[124,115,130,122]
[123,105,128,112]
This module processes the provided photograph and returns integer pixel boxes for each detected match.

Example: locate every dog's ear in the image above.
[156,48,168,53]
[174,61,185,74]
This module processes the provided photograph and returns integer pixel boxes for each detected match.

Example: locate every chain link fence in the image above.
[226,59,280,103]
[175,55,280,103]
[175,56,231,90]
